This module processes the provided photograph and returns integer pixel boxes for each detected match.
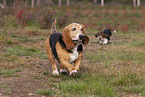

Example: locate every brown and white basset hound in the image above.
[45,20,89,76]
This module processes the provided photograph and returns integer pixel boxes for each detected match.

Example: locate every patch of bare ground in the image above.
[0,57,55,96]
[0,30,58,96]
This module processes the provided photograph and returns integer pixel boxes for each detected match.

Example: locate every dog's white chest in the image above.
[69,45,79,63]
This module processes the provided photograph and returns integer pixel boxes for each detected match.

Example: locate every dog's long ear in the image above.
[62,27,74,50]
[82,36,89,45]
[81,25,89,45]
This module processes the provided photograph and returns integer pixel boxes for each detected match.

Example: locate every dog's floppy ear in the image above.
[81,25,85,34]
[82,36,89,45]
[81,25,89,45]
[62,27,74,50]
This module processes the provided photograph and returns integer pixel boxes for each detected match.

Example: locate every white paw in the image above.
[100,41,103,44]
[103,42,107,45]
[69,70,77,75]
[60,69,67,73]
[52,69,59,75]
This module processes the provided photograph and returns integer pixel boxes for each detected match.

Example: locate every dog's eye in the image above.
[72,28,76,31]
[81,28,83,31]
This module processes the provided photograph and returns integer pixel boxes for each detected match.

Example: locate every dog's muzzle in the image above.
[73,34,84,44]
[99,36,102,40]
[73,40,82,44]
[73,35,84,44]
[79,35,84,40]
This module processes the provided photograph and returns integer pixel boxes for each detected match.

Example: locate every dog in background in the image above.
[45,20,89,76]
[95,29,117,44]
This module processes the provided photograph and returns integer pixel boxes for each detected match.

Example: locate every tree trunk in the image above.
[32,0,34,8]
[101,0,104,7]
[137,0,140,6]
[59,0,62,7]
[67,0,69,6]
[3,0,6,8]
[94,0,97,4]
[133,0,136,6]
[0,3,4,9]
[37,0,40,5]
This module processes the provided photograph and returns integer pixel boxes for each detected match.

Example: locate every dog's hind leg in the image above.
[45,38,59,75]
[100,40,103,44]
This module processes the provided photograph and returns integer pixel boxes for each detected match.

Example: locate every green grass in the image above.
[1,69,22,76]
[3,46,41,57]
[1,45,47,60]
[17,36,37,42]
[35,89,56,96]
[119,85,145,94]
[49,32,144,97]
[58,74,117,96]
[1,29,145,97]
[130,39,145,47]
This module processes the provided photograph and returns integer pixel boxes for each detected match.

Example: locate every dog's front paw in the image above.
[52,69,59,75]
[60,69,67,75]
[70,70,77,77]
[100,41,103,44]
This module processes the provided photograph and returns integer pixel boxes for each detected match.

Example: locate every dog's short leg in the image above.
[46,50,59,75]
[74,53,83,71]
[70,70,77,76]
[52,69,59,75]
[45,39,59,75]
[60,59,76,75]
[109,40,111,42]
[103,38,108,44]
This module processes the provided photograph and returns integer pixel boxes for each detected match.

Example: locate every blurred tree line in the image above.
[0,0,144,8]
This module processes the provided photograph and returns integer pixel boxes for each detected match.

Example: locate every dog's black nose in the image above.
[79,35,84,40]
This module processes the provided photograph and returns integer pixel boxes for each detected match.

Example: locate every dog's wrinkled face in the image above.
[62,23,89,50]
[67,23,85,41]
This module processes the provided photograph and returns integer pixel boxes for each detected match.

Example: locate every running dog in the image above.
[45,20,89,76]
[95,29,117,44]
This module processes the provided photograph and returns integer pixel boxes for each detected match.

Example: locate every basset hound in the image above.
[95,29,117,44]
[45,20,89,76]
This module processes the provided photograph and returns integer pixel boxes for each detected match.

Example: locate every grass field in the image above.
[0,6,145,96]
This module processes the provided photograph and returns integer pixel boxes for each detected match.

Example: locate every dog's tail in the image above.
[113,30,117,33]
[51,19,57,34]
[110,29,117,33]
